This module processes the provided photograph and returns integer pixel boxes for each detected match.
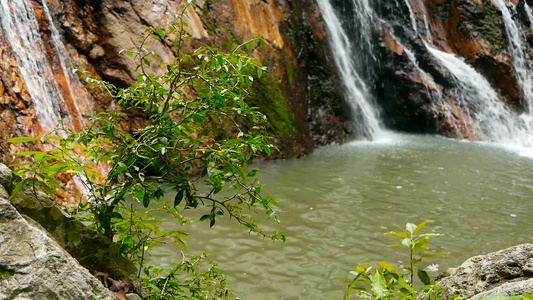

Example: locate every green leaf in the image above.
[199,214,210,221]
[185,190,197,208]
[107,212,123,220]
[173,235,189,252]
[378,262,398,273]
[155,27,165,38]
[370,270,388,298]
[343,272,365,300]
[123,236,133,245]
[247,169,258,177]
[419,233,443,238]
[143,192,150,208]
[193,114,204,125]
[386,231,408,238]
[9,178,35,200]
[417,269,431,285]
[406,223,417,234]
[413,221,428,234]
[174,190,184,207]
[13,151,44,156]
[397,276,417,297]
[7,136,41,143]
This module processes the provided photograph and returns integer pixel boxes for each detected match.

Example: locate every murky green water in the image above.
[149,134,533,299]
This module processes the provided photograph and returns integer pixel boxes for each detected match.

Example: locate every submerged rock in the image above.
[435,244,533,299]
[0,184,117,299]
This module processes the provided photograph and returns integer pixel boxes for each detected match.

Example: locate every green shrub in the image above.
[8,3,283,299]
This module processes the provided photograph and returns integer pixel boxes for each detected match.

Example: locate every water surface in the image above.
[150,134,533,299]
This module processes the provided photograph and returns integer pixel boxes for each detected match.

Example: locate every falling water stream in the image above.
[316,0,383,138]
[525,3,533,32]
[394,0,533,152]
[425,45,531,144]
[0,0,84,131]
[492,0,533,107]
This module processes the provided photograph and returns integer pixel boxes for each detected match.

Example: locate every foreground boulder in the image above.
[435,244,533,299]
[0,184,117,300]
[0,163,137,281]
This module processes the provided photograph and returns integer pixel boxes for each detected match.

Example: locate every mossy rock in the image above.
[478,0,504,52]
[9,186,137,280]
[248,75,296,138]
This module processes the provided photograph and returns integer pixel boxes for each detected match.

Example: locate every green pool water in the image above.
[149,134,533,299]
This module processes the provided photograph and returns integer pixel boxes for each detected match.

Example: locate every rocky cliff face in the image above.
[0,0,352,163]
[2,0,533,163]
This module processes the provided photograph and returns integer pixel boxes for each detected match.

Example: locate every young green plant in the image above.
[344,221,448,300]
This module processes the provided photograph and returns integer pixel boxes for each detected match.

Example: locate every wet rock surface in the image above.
[0,164,137,281]
[0,0,353,160]
[435,244,533,299]
[0,183,117,300]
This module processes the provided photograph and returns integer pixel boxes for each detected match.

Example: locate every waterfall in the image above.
[0,0,83,131]
[316,0,383,138]
[426,45,533,144]
[0,0,90,196]
[41,1,84,128]
[393,0,533,148]
[492,0,533,109]
[525,3,533,32]
[403,0,418,34]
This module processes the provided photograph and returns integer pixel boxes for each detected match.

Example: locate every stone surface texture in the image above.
[435,244,533,299]
[0,164,137,281]
[0,183,117,299]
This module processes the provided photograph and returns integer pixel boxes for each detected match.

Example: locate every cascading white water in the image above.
[525,3,533,32]
[406,0,432,43]
[41,2,84,128]
[0,0,82,131]
[393,0,533,151]
[1,0,90,195]
[0,0,62,130]
[316,0,383,138]
[492,0,533,109]
[403,0,418,34]
[426,46,532,143]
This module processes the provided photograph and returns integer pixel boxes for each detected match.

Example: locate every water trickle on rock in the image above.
[492,0,533,108]
[0,0,84,132]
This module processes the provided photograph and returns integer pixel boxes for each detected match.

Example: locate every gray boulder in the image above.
[435,244,533,299]
[0,163,137,280]
[0,184,117,299]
